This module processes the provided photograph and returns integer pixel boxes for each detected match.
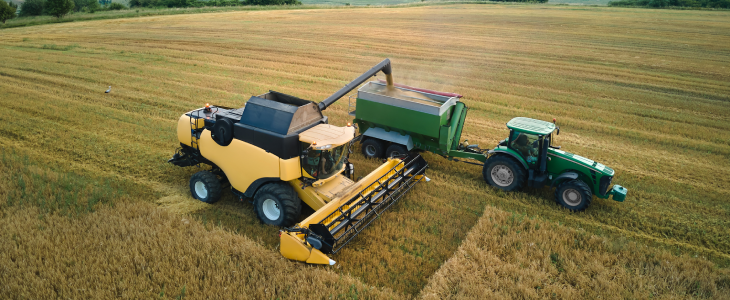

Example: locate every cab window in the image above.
[509,132,540,164]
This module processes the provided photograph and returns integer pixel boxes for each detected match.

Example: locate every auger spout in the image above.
[318,58,392,111]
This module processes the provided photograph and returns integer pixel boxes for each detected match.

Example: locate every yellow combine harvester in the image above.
[168,59,428,265]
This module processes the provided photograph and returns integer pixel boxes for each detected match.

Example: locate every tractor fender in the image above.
[550,172,580,188]
[487,149,528,170]
[243,177,282,198]
[362,127,414,150]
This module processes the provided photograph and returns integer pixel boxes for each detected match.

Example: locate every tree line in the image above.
[3,0,127,20]
[608,0,729,8]
[129,0,299,8]
[1,0,300,23]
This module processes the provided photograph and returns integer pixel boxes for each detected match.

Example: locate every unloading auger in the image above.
[168,59,429,264]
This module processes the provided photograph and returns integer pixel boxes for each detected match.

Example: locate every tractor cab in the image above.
[485,117,627,211]
[504,117,556,188]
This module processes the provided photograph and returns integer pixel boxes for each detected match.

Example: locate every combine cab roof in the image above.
[506,117,556,135]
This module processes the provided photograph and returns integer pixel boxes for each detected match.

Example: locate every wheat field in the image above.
[1,4,729,299]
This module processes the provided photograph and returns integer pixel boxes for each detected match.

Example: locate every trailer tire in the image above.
[386,144,409,158]
[555,179,592,212]
[254,183,302,227]
[189,171,223,204]
[483,155,525,192]
[361,138,385,159]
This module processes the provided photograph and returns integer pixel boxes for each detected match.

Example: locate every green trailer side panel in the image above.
[356,99,442,138]
[450,103,468,151]
[443,102,464,152]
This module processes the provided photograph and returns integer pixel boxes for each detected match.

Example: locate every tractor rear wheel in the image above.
[361,138,385,159]
[483,156,525,192]
[254,182,302,227]
[555,179,592,211]
[189,171,223,204]
[385,144,409,158]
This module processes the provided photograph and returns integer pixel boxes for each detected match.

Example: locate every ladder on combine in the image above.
[280,154,428,264]
[189,110,204,151]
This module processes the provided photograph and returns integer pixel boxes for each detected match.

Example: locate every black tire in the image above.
[211,118,234,146]
[361,138,385,159]
[555,179,592,211]
[483,155,526,192]
[385,143,409,158]
[189,171,223,203]
[253,182,302,227]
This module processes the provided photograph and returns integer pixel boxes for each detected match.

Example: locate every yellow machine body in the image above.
[176,114,356,196]
[177,113,205,148]
[171,59,428,266]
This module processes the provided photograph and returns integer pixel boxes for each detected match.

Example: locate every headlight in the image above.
[313,144,332,150]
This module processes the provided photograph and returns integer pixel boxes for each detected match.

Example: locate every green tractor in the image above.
[349,79,627,211]
[483,117,626,211]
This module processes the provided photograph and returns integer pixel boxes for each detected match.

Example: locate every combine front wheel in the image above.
[483,156,525,192]
[189,171,223,204]
[555,179,592,211]
[254,183,302,227]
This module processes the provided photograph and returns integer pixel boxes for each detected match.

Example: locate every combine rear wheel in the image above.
[483,156,525,192]
[189,171,223,203]
[361,138,385,159]
[254,183,302,227]
[555,179,592,211]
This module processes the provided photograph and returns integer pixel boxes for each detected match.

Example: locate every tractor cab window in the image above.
[509,132,540,164]
[301,143,349,179]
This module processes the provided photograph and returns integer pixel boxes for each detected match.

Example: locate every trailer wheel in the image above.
[386,144,409,158]
[555,179,592,211]
[483,156,525,192]
[189,171,222,204]
[254,183,302,227]
[361,138,385,159]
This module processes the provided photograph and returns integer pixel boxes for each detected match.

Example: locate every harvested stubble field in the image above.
[1,4,730,299]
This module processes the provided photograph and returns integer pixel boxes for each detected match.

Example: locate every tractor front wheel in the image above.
[189,171,223,204]
[555,179,592,211]
[254,183,302,227]
[483,156,525,192]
